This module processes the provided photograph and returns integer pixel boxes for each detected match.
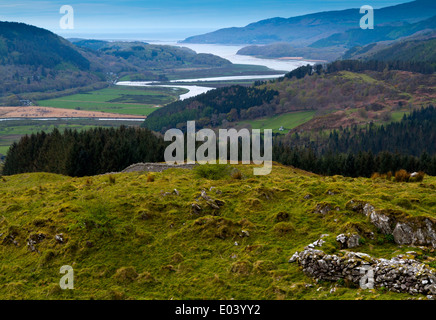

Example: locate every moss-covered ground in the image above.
[0,163,435,300]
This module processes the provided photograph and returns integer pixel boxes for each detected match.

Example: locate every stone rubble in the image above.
[289,246,436,296]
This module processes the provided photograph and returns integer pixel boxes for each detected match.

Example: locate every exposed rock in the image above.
[336,233,361,249]
[313,203,332,215]
[200,190,212,201]
[393,219,436,247]
[55,234,65,244]
[241,230,250,237]
[2,234,19,246]
[161,189,180,197]
[347,200,436,248]
[197,190,225,211]
[191,203,202,214]
[27,233,46,252]
[304,234,329,250]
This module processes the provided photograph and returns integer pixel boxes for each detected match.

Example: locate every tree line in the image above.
[273,106,436,177]
[277,59,435,83]
[3,106,436,178]
[2,126,165,177]
[142,85,279,133]
[273,146,436,177]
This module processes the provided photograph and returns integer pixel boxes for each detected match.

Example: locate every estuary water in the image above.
[116,42,313,99]
[150,42,312,72]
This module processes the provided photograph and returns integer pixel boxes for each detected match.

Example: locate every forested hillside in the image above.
[142,86,279,132]
[73,40,231,70]
[273,106,436,177]
[2,127,165,177]
[142,60,435,134]
[343,37,436,67]
[0,22,103,105]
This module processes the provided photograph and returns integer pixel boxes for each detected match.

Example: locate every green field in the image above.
[239,111,317,133]
[0,119,144,156]
[37,86,188,116]
[391,110,409,122]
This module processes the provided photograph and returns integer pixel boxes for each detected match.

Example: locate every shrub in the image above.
[194,164,231,180]
[386,171,393,181]
[231,169,243,180]
[395,169,410,182]
[371,172,381,179]
[409,171,425,182]
[147,173,155,182]
[384,234,395,243]
[108,175,116,184]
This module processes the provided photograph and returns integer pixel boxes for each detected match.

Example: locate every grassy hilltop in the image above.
[0,164,435,300]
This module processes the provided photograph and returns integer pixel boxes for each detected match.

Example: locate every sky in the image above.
[0,0,410,40]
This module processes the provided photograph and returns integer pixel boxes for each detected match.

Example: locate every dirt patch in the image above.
[0,107,146,119]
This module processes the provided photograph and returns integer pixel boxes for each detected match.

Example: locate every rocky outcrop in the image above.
[347,200,436,248]
[336,233,361,249]
[290,248,436,296]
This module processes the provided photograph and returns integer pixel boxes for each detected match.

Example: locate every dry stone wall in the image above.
[290,248,436,296]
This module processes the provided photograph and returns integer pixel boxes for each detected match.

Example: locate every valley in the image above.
[0,0,435,304]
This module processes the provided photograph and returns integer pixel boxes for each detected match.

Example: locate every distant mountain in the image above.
[181,0,436,45]
[311,15,436,48]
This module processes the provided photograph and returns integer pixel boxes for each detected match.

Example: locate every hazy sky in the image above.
[0,0,410,39]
